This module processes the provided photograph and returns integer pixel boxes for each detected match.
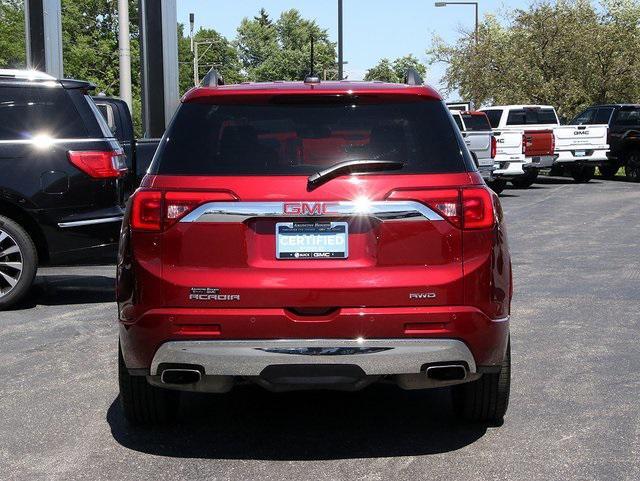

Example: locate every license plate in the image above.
[276,222,348,259]
[574,150,586,157]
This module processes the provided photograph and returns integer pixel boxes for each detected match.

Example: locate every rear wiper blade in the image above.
[307,159,404,190]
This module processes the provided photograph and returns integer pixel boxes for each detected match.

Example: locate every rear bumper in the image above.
[492,160,525,178]
[150,338,477,376]
[119,305,510,372]
[524,155,556,169]
[554,149,609,165]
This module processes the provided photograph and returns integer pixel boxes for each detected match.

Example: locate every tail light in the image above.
[491,135,497,159]
[131,190,236,231]
[67,149,127,178]
[387,187,495,230]
[522,134,529,155]
[551,132,555,153]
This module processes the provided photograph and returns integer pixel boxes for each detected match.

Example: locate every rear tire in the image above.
[571,165,595,183]
[0,215,38,310]
[598,163,619,179]
[510,170,538,189]
[452,340,511,425]
[118,344,179,425]
[624,151,640,182]
[487,178,507,195]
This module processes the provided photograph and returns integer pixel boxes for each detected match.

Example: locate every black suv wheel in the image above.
[571,165,595,183]
[452,340,511,425]
[511,169,538,189]
[625,151,640,182]
[0,215,37,310]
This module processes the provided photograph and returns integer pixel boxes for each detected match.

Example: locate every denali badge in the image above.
[283,202,338,215]
[189,287,240,301]
[409,292,437,299]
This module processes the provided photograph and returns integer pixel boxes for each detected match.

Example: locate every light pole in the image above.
[117,0,132,111]
[338,0,343,80]
[434,1,479,44]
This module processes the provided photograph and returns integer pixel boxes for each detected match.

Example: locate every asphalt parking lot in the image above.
[0,175,639,481]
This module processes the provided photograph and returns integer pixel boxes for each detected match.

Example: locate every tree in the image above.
[61,0,142,134]
[428,0,640,118]
[181,25,243,93]
[0,0,26,68]
[364,54,427,82]
[236,8,337,81]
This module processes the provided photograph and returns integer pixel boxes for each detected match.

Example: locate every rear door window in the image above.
[0,86,88,140]
[462,114,491,131]
[613,107,640,126]
[152,98,470,175]
[593,107,614,124]
[571,109,595,125]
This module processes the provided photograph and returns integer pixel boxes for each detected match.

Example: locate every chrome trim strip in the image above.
[180,201,444,223]
[491,315,510,323]
[150,339,476,376]
[0,138,109,145]
[57,216,123,228]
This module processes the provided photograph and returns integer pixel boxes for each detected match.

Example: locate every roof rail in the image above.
[201,68,225,87]
[404,68,424,86]
[0,69,56,81]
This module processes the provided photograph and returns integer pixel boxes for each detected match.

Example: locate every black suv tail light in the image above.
[67,149,127,179]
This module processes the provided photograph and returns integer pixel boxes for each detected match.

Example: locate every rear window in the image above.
[0,86,87,140]
[152,98,470,175]
[483,109,502,129]
[506,108,557,126]
[462,114,491,131]
[452,112,464,130]
[613,108,640,126]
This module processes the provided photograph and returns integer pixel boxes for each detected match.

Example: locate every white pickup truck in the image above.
[450,110,497,184]
[480,105,609,186]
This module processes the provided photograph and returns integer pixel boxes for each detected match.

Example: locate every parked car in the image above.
[449,109,498,188]
[570,104,640,182]
[0,69,126,309]
[480,105,609,185]
[91,96,161,190]
[117,71,513,426]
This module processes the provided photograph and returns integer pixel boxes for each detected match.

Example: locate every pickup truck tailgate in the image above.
[523,129,554,156]
[554,125,608,152]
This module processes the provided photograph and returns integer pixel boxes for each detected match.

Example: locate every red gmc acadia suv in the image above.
[117,72,512,426]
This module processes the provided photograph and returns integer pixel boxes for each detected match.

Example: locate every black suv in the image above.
[570,104,640,181]
[0,69,126,309]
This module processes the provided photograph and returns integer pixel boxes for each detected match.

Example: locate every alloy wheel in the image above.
[0,228,23,298]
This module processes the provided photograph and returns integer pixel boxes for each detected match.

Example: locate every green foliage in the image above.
[428,0,640,118]
[0,0,26,68]
[236,8,337,81]
[364,55,427,83]
[61,0,142,135]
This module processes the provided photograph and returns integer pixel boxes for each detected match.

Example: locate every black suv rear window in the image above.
[0,86,87,140]
[462,114,491,131]
[151,98,469,175]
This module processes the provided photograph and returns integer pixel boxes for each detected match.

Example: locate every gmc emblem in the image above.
[283,202,337,215]
[574,130,589,135]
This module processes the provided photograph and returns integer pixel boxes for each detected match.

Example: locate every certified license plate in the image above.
[574,150,586,157]
[276,222,348,259]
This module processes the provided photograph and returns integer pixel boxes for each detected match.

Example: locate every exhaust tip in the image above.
[160,368,202,385]
[425,364,467,381]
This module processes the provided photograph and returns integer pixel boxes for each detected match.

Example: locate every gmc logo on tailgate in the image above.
[283,202,337,215]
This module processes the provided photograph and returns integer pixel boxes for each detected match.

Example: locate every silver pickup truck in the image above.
[450,110,497,185]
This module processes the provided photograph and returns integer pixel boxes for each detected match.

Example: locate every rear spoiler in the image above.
[60,79,96,92]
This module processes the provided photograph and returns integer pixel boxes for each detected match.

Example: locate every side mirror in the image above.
[470,151,480,169]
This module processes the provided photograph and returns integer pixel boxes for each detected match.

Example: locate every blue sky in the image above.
[176,0,529,100]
